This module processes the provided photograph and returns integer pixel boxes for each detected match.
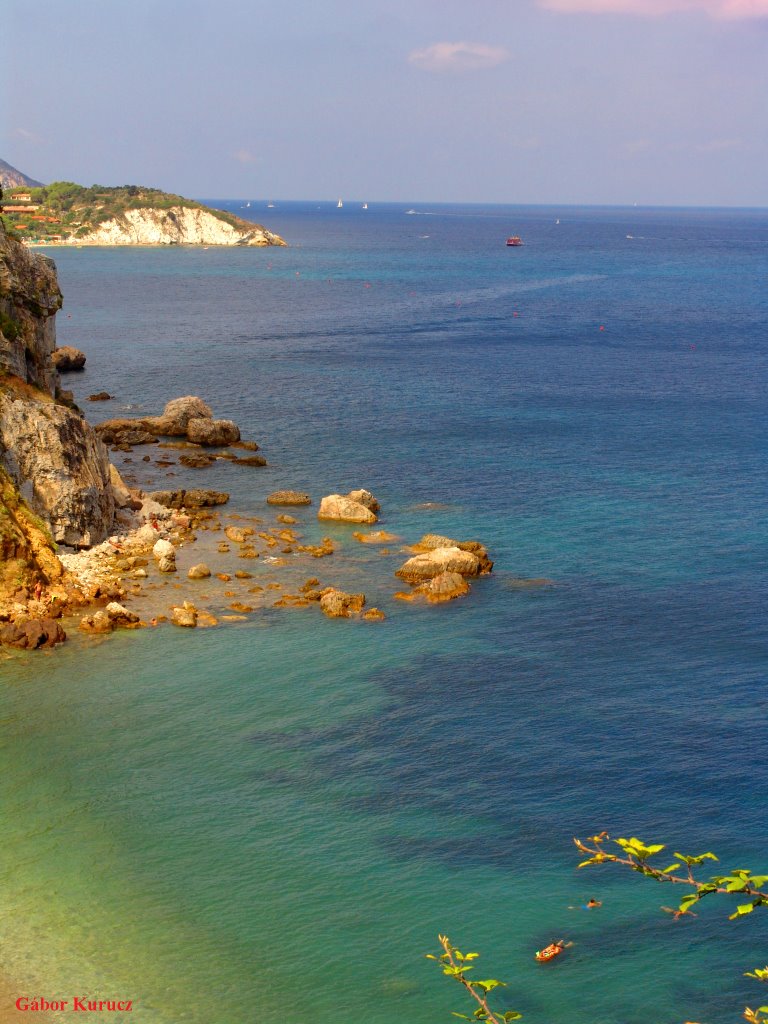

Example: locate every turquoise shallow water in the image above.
[1,202,767,1023]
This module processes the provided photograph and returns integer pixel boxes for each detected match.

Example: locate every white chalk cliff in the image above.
[75,206,286,247]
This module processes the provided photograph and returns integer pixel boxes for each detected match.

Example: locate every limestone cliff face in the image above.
[0,467,63,591]
[75,207,286,247]
[0,233,61,392]
[0,387,114,546]
[0,222,116,552]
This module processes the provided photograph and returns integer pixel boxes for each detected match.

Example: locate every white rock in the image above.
[152,538,176,561]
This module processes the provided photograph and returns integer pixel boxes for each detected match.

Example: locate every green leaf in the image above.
[729,902,755,919]
[503,1014,523,1022]
[451,1015,471,1020]
[662,863,681,873]
[473,979,505,992]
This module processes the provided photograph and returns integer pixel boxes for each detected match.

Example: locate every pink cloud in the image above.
[408,42,509,72]
[538,0,768,17]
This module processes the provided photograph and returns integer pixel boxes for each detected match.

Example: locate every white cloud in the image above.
[538,0,768,17]
[408,41,509,72]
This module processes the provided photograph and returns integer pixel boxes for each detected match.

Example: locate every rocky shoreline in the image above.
[0,219,494,653]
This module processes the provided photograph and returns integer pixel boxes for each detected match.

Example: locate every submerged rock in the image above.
[232,454,267,467]
[362,607,386,621]
[267,491,311,506]
[187,563,212,579]
[179,453,215,469]
[353,529,399,544]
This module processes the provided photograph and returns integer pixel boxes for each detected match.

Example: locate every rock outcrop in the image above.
[186,417,240,446]
[0,466,64,595]
[395,535,493,584]
[395,547,482,582]
[0,616,66,649]
[147,488,229,509]
[0,385,115,546]
[0,228,61,393]
[97,396,252,450]
[414,571,471,603]
[318,492,379,524]
[143,396,213,437]
[51,345,86,371]
[319,588,366,618]
[74,207,286,247]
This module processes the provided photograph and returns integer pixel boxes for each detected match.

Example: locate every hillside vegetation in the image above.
[0,181,278,244]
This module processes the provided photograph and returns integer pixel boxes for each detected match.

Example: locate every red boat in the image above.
[506,236,523,246]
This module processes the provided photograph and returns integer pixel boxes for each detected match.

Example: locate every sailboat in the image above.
[267,201,275,208]
[337,199,343,209]
[362,202,368,210]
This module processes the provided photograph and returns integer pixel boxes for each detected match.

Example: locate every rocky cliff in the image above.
[0,221,116,568]
[75,206,286,247]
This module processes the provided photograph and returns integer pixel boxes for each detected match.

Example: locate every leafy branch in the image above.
[427,935,521,1023]
[574,832,768,1023]
[574,832,768,920]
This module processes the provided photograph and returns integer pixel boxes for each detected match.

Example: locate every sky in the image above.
[2,0,767,206]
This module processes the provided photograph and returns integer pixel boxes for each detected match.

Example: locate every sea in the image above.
[1,201,767,1024]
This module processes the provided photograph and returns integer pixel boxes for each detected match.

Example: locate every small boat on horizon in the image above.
[337,198,343,209]
[506,236,524,247]
[267,201,275,208]
[362,202,368,210]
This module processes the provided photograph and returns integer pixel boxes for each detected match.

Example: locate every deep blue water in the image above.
[1,201,767,1024]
